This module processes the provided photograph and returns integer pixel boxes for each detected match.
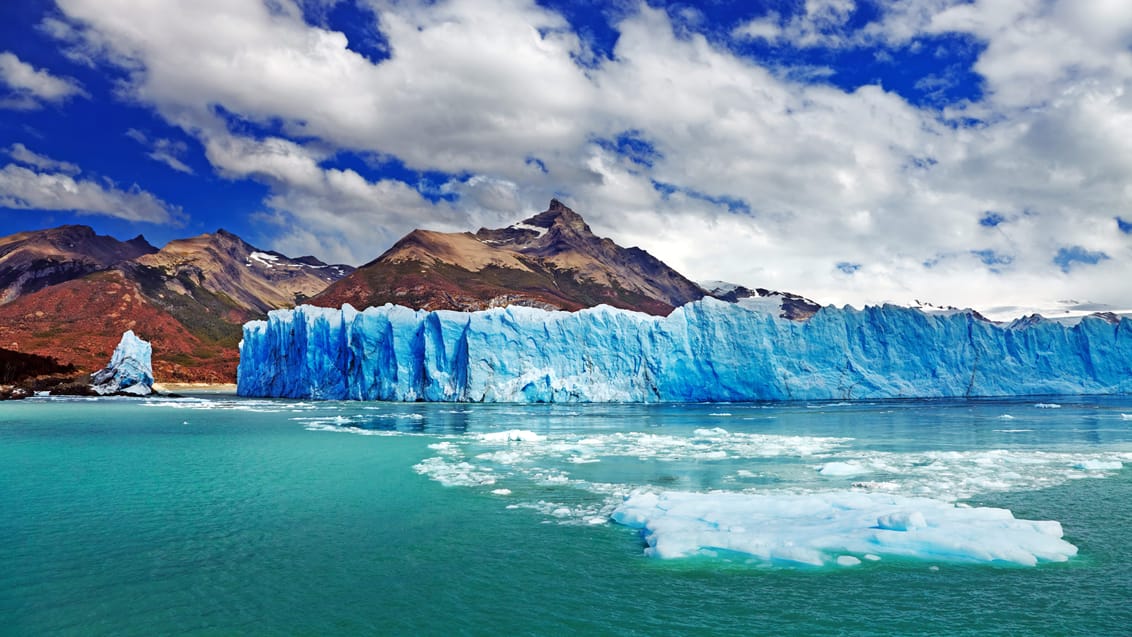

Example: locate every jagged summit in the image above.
[523,198,588,229]
[126,234,153,250]
[472,199,589,249]
[312,200,707,315]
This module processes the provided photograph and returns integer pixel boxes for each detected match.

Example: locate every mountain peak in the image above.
[521,199,590,234]
[314,200,705,316]
[126,234,158,254]
[51,224,97,238]
[212,228,252,249]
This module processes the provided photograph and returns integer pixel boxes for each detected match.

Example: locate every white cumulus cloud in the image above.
[0,51,87,109]
[0,155,182,224]
[7,143,81,175]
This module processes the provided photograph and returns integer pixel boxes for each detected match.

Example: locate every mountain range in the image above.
[0,199,815,387]
[0,224,157,303]
[0,226,353,382]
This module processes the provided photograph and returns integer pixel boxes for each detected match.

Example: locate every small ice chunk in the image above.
[836,556,862,567]
[491,488,512,495]
[819,461,870,477]
[479,430,544,443]
[1073,460,1122,471]
[1034,403,1062,409]
[693,427,729,436]
[851,481,898,490]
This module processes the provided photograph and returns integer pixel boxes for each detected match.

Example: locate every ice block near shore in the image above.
[91,330,154,396]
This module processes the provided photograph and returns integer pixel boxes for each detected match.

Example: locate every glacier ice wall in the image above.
[236,299,1132,402]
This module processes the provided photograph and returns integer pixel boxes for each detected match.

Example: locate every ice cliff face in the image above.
[91,330,154,395]
[236,299,1132,402]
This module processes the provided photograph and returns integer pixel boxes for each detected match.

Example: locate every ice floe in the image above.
[610,490,1078,566]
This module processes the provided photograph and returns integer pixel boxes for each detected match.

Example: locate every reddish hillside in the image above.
[0,227,354,383]
[0,270,235,382]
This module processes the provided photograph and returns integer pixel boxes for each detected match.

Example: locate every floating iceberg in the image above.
[610,490,1077,567]
[91,330,154,396]
[237,299,1132,402]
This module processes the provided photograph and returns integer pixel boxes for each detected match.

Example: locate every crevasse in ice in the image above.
[236,298,1132,402]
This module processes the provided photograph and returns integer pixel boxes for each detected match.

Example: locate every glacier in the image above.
[236,298,1132,402]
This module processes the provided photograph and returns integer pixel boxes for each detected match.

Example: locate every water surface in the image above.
[2,395,1130,635]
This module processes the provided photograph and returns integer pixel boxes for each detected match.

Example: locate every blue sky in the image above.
[2,0,1131,317]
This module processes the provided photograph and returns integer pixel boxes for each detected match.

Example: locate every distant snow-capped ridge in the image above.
[701,280,822,321]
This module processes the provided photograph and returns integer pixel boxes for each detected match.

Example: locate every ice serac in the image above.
[236,298,1132,402]
[91,330,155,395]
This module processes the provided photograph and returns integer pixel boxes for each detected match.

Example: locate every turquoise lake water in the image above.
[2,395,1131,635]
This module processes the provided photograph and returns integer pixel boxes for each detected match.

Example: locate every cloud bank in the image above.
[1,145,181,223]
[34,0,1132,313]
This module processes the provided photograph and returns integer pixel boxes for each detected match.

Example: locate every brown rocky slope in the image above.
[312,199,707,315]
[0,224,157,304]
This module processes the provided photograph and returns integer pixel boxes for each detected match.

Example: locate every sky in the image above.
[2,0,1132,317]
